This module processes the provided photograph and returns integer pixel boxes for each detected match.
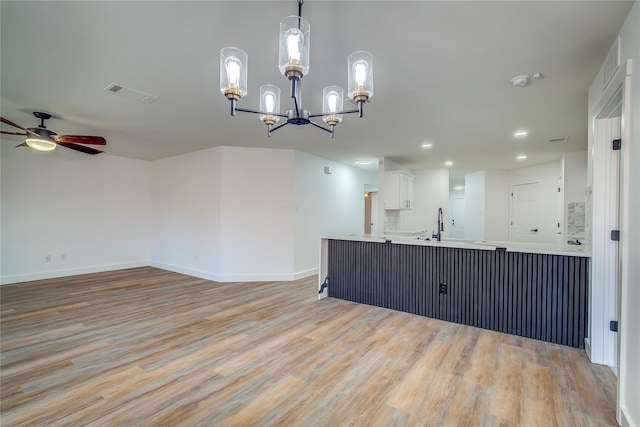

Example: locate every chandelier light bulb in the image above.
[220,47,248,100]
[323,86,344,126]
[285,28,303,63]
[328,92,338,112]
[279,16,310,79]
[259,84,281,126]
[225,57,242,87]
[354,61,368,87]
[348,51,374,103]
[264,92,275,112]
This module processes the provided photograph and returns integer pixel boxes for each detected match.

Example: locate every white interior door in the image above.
[450,197,465,238]
[510,182,541,242]
[593,115,621,373]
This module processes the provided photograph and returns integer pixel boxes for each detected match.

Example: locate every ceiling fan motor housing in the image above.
[28,127,57,139]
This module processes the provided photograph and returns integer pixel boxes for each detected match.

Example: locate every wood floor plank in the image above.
[0,266,618,426]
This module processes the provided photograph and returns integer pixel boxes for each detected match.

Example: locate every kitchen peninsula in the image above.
[318,235,590,348]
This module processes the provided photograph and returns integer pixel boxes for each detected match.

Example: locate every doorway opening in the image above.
[364,190,378,235]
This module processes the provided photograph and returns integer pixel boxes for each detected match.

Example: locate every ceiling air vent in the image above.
[104,83,159,104]
[601,36,620,91]
[548,136,569,143]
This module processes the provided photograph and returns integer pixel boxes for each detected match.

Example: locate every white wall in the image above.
[562,151,588,241]
[2,144,373,285]
[1,146,151,284]
[410,168,450,235]
[294,151,377,276]
[464,171,486,240]
[464,170,509,241]
[219,146,296,281]
[484,170,510,241]
[464,164,561,243]
[150,147,222,280]
[588,3,639,425]
[150,146,373,282]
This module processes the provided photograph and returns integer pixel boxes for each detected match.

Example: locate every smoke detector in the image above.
[511,75,530,87]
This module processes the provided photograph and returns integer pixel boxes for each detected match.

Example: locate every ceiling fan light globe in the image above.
[25,137,56,151]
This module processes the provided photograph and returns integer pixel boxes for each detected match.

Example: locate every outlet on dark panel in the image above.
[439,283,447,294]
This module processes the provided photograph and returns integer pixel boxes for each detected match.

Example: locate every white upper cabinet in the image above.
[383,171,414,210]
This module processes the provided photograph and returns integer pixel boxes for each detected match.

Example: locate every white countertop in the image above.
[323,234,590,257]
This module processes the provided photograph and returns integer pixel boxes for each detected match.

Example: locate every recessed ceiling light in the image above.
[421,142,433,148]
[445,161,453,167]
[355,160,372,165]
[453,185,465,191]
[517,154,527,160]
[514,130,528,137]
[511,75,530,87]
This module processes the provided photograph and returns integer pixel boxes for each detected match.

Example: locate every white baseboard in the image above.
[294,268,318,280]
[150,261,315,283]
[621,406,637,427]
[584,337,591,360]
[0,261,149,285]
[2,262,319,285]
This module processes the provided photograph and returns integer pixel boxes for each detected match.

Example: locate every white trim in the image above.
[294,268,318,280]
[0,261,149,285]
[1,261,318,286]
[149,261,308,283]
[621,406,636,427]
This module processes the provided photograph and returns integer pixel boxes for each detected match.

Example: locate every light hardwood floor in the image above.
[1,267,617,426]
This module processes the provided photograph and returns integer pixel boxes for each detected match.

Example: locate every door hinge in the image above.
[612,139,621,150]
[610,320,618,332]
[611,230,620,241]
[511,192,513,197]
[558,187,561,193]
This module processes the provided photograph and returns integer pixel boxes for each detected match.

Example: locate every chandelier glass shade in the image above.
[219,0,373,138]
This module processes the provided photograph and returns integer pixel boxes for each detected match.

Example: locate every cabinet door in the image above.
[383,173,401,209]
[383,172,414,210]
[399,173,408,208]
[406,176,414,209]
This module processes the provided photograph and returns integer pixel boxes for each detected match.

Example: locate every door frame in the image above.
[590,59,632,424]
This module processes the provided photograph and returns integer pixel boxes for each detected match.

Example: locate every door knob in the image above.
[530,229,538,232]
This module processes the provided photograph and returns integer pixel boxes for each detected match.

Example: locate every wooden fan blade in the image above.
[15,142,28,147]
[54,135,107,145]
[1,116,28,131]
[1,130,28,136]
[1,117,43,138]
[58,142,104,155]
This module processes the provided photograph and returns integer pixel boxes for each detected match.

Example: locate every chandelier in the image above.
[219,0,374,138]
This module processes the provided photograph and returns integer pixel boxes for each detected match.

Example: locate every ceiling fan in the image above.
[0,111,106,155]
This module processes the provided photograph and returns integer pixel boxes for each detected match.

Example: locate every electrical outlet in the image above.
[45,255,52,262]
[60,253,67,261]
[439,283,447,294]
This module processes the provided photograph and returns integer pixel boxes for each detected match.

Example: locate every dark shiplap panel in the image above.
[327,240,589,348]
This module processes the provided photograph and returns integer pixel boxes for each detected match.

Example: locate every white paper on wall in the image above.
[568,202,586,238]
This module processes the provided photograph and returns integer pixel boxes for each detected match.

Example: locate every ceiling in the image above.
[0,1,633,184]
